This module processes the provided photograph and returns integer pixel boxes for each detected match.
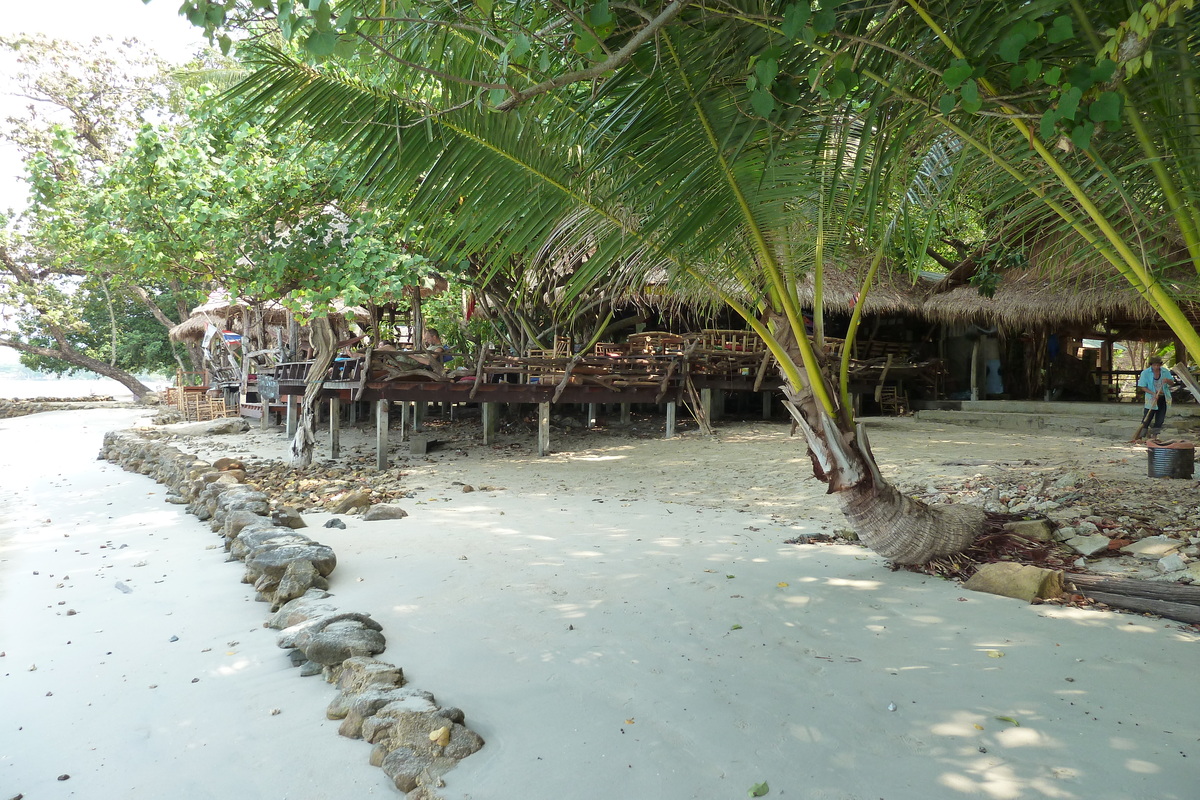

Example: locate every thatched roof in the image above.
[168,316,211,342]
[918,236,1200,334]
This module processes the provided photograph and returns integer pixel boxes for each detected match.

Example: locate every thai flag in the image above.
[222,331,242,344]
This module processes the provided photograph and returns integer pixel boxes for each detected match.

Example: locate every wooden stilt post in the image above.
[260,401,269,430]
[285,395,298,438]
[621,403,632,424]
[587,403,598,429]
[375,399,390,470]
[329,396,341,459]
[482,402,496,445]
[762,391,772,420]
[665,401,677,438]
[538,401,551,456]
[414,401,425,432]
[400,401,409,443]
[701,388,714,422]
[970,340,980,402]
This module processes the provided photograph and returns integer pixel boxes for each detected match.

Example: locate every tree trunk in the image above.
[0,339,154,400]
[289,316,336,467]
[773,318,985,565]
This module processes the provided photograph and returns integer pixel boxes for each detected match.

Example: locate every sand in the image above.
[4,407,1200,800]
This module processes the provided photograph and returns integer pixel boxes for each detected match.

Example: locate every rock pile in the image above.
[100,428,483,797]
[0,396,122,419]
[904,467,1200,583]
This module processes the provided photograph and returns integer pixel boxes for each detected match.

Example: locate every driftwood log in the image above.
[1067,574,1200,625]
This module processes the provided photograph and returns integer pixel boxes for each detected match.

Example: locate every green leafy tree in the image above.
[172,0,1200,561]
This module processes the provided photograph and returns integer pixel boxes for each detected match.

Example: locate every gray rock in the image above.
[1067,534,1111,557]
[363,504,409,522]
[1158,553,1188,573]
[245,543,337,581]
[1054,526,1077,542]
[299,660,324,677]
[332,490,373,515]
[274,559,328,608]
[267,590,336,630]
[324,518,348,529]
[163,418,250,436]
[272,506,307,529]
[231,528,312,562]
[1053,472,1081,489]
[303,622,387,665]
[1122,535,1182,559]
[1002,519,1053,542]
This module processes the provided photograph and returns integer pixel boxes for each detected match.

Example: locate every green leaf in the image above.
[1058,85,1082,120]
[308,0,323,10]
[826,78,846,99]
[1070,119,1096,150]
[1040,108,1061,140]
[589,0,612,27]
[938,93,956,115]
[304,30,338,56]
[781,3,811,39]
[510,33,531,60]
[1008,63,1027,89]
[998,33,1027,63]
[942,59,972,90]
[475,0,493,15]
[218,34,232,56]
[1043,66,1061,86]
[746,74,758,91]
[748,782,770,797]
[812,7,836,35]
[1089,91,1121,123]
[750,89,774,117]
[731,623,743,630]
[755,58,779,88]
[574,31,600,55]
[1046,15,1074,43]
[960,79,981,113]
[1091,59,1117,84]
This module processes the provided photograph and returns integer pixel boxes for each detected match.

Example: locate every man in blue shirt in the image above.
[1137,356,1176,440]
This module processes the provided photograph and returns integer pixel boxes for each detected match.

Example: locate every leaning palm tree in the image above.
[208,0,1132,563]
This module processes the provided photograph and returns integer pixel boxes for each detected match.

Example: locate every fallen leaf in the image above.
[777,582,789,588]
[994,716,1020,727]
[973,724,984,730]
[748,781,769,797]
[429,725,451,746]
[731,624,743,630]
[624,718,635,725]
[726,574,735,579]
[985,650,1005,658]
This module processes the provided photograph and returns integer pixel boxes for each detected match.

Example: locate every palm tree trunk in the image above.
[775,321,984,565]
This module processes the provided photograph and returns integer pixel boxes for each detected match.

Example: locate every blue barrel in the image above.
[1148,445,1195,478]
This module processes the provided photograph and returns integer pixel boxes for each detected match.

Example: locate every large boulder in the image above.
[964,563,1065,602]
[363,503,409,522]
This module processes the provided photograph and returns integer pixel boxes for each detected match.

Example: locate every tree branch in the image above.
[495,0,691,111]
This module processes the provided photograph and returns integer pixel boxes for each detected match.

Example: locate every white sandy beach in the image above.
[4,407,1200,799]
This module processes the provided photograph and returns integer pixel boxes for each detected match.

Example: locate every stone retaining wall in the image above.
[100,429,483,798]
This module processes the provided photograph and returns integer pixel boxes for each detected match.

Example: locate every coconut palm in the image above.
[202,0,1199,562]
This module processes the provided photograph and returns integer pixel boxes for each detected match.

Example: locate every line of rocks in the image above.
[0,396,125,419]
[100,428,484,798]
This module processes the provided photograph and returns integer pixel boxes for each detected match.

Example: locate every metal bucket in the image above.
[1147,445,1195,479]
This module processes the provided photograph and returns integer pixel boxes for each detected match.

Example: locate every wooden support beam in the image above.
[701,388,713,422]
[414,401,426,432]
[970,340,980,402]
[375,399,389,470]
[665,401,677,439]
[329,396,341,459]
[762,391,772,420]
[400,401,409,443]
[538,401,551,456]
[285,395,298,438]
[621,403,632,424]
[587,403,598,429]
[482,402,496,445]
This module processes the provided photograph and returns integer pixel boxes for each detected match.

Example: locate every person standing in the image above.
[1137,356,1176,440]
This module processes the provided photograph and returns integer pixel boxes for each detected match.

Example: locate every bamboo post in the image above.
[375,399,389,470]
[665,401,677,439]
[538,401,551,456]
[329,396,341,459]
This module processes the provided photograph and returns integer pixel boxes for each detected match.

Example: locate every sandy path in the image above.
[0,409,392,799]
[5,409,1200,799]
